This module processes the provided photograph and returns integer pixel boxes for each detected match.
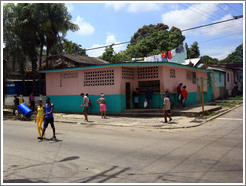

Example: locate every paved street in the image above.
[2,106,243,183]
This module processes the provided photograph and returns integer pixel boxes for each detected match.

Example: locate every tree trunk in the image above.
[39,42,44,95]
[46,46,49,69]
[32,58,37,96]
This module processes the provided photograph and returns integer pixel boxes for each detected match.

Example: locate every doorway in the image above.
[125,82,131,109]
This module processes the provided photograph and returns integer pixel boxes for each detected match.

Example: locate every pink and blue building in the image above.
[40,62,213,113]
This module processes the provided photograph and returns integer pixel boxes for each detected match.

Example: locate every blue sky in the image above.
[63,2,244,60]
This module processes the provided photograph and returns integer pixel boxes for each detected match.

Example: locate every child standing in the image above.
[181,86,188,108]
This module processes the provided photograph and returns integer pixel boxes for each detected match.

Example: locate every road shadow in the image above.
[3,178,48,183]
[59,156,80,162]
[76,166,131,183]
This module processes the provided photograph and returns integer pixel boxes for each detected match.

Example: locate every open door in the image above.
[125,82,131,109]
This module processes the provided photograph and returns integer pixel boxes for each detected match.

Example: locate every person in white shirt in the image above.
[80,93,89,122]
[163,93,172,123]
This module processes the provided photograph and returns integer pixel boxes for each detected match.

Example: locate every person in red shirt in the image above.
[181,86,188,108]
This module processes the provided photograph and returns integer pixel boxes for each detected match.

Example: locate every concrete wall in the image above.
[43,64,213,113]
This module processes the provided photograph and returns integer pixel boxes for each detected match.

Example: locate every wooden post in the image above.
[201,77,205,115]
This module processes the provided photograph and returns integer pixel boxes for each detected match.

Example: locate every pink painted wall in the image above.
[161,66,207,94]
[45,64,209,98]
[46,66,123,96]
[225,69,234,93]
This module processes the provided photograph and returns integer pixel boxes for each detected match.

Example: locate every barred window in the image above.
[137,66,158,79]
[84,70,114,86]
[122,67,134,79]
[170,69,175,78]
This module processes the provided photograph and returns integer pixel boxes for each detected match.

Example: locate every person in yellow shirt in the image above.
[35,99,45,139]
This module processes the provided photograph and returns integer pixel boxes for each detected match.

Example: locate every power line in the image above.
[216,3,233,16]
[85,15,242,51]
[179,3,216,21]
[85,41,130,51]
[199,31,243,44]
[225,3,243,14]
[182,3,241,35]
[181,15,242,32]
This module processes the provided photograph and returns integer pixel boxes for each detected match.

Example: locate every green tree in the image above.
[189,41,200,58]
[220,44,243,64]
[3,3,79,95]
[100,44,115,63]
[62,39,86,55]
[127,23,185,57]
[200,55,219,65]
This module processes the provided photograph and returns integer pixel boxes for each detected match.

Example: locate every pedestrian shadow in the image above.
[59,156,80,162]
[168,121,177,124]
[42,138,63,143]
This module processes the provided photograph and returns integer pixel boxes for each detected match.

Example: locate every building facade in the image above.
[40,62,213,113]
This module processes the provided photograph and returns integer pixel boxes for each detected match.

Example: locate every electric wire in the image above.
[184,3,240,30]
[225,3,243,14]
[216,3,233,16]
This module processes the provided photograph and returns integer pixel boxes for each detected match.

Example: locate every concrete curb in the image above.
[155,104,243,130]
[3,104,242,130]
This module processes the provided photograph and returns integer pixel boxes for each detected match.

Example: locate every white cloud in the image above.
[87,34,127,57]
[65,3,74,12]
[161,3,217,30]
[105,2,161,13]
[200,14,243,36]
[74,16,95,35]
[127,3,161,13]
[105,3,127,12]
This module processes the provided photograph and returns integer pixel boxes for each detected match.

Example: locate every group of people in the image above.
[177,83,188,109]
[35,97,56,140]
[162,83,188,123]
[80,93,107,122]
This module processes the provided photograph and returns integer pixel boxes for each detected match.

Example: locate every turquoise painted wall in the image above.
[214,71,225,87]
[49,94,125,113]
[49,89,214,113]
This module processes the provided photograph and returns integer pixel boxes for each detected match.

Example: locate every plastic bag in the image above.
[144,99,147,108]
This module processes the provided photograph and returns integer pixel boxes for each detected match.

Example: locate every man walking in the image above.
[163,93,172,123]
[80,93,89,122]
[39,97,56,140]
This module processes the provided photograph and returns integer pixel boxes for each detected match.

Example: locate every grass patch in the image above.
[229,96,243,100]
[217,103,235,108]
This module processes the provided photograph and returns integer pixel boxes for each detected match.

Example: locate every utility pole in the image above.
[201,77,205,115]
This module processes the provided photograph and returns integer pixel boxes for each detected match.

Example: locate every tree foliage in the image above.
[62,39,86,55]
[200,55,219,65]
[185,41,200,59]
[220,43,243,64]
[3,3,79,95]
[128,24,185,58]
[100,23,185,63]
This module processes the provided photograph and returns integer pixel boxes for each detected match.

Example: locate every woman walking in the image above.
[35,99,45,139]
[97,93,107,119]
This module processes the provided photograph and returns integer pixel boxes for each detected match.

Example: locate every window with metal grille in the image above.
[84,70,114,86]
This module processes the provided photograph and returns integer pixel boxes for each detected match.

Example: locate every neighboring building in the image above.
[4,54,109,107]
[207,67,226,99]
[208,63,243,96]
[39,62,213,113]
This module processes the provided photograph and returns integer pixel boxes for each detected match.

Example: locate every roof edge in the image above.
[38,62,213,73]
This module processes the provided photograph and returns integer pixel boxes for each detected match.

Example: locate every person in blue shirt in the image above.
[39,97,56,140]
[145,88,153,109]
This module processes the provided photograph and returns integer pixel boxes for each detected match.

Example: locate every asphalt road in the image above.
[2,106,243,183]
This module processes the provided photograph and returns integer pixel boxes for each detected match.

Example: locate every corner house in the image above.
[39,62,213,113]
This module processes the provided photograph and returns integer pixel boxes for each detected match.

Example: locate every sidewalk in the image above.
[4,104,242,129]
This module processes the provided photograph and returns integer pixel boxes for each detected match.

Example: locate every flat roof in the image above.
[38,62,212,73]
